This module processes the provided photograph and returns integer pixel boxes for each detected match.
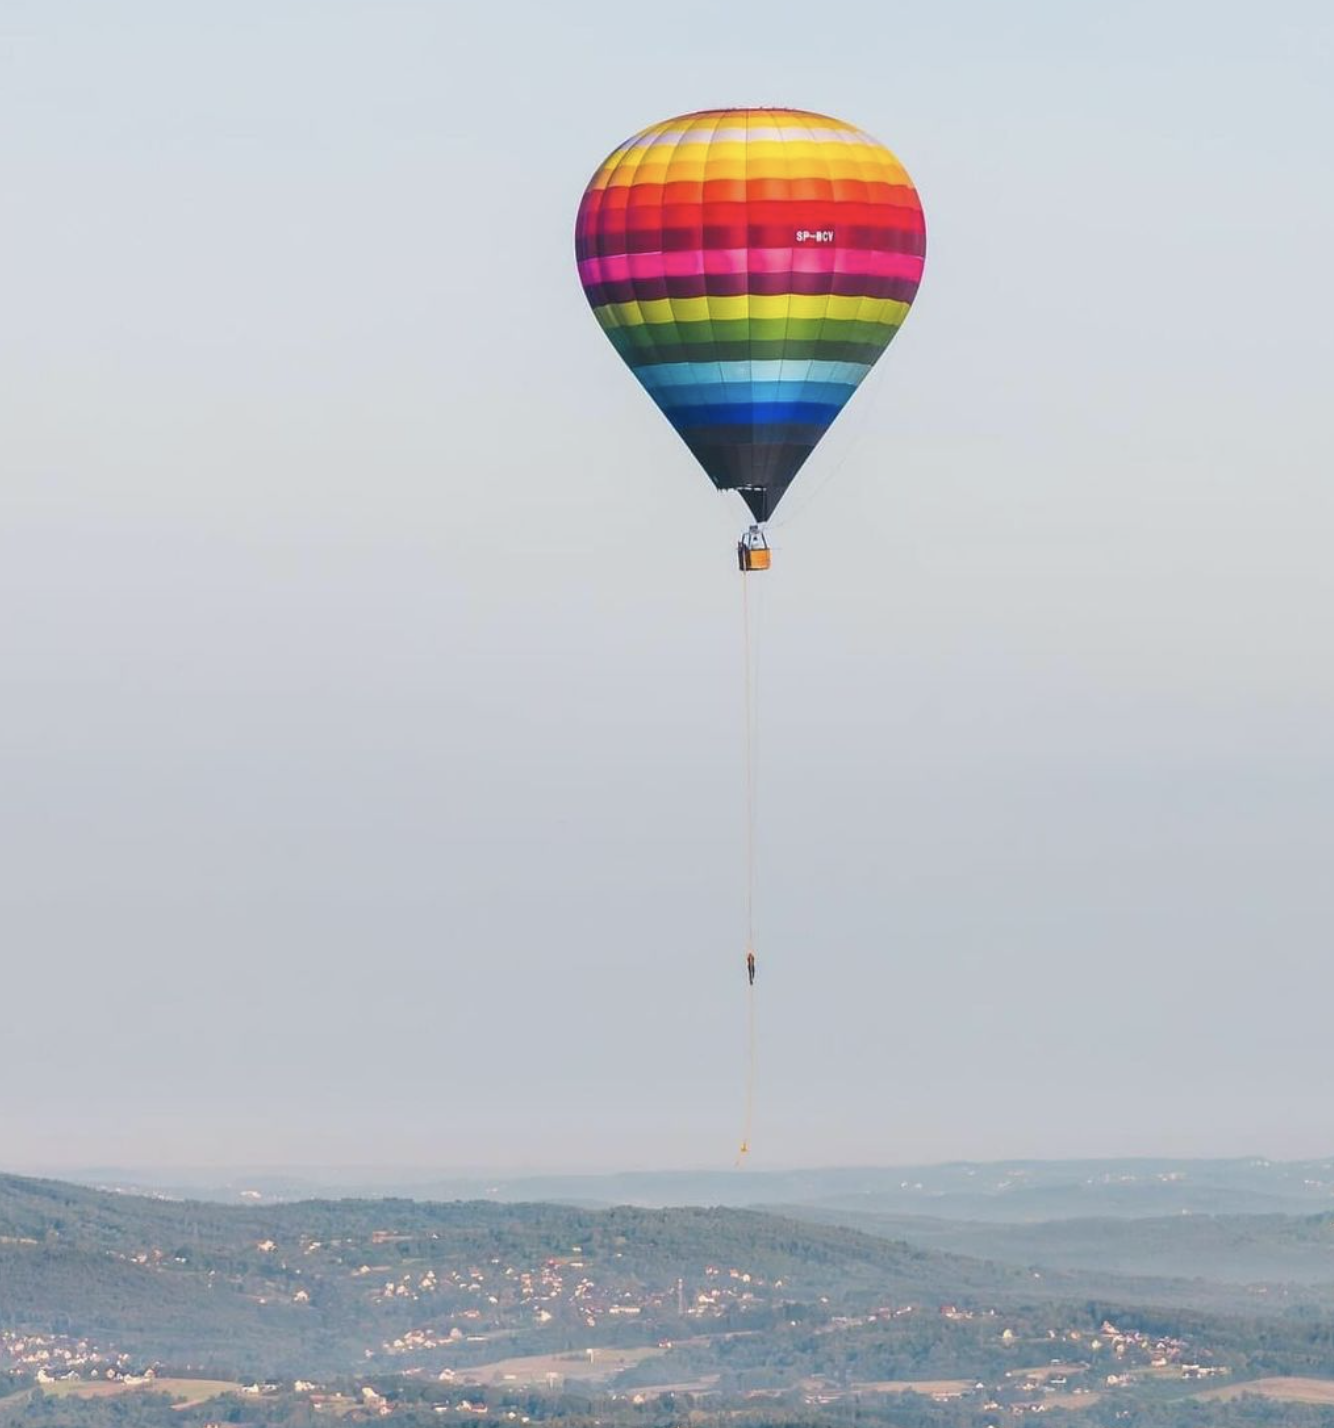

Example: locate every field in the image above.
[1197,1376,1334,1405]
[1044,1391,1101,1411]
[846,1379,971,1397]
[36,1378,241,1405]
[454,1346,667,1387]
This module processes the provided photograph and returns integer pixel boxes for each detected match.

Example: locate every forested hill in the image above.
[0,1172,1033,1375]
[782,1203,1334,1286]
[75,1157,1334,1218]
[0,1170,1306,1381]
[0,1171,1015,1293]
[11,1173,1334,1422]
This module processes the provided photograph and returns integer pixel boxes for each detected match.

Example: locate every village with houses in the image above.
[2,1174,1333,1426]
[0,1236,1246,1425]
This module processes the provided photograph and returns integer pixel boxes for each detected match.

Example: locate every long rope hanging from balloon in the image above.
[738,567,759,1163]
[576,109,926,1171]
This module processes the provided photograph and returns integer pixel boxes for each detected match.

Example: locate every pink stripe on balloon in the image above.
[660,250,708,277]
[835,249,926,281]
[578,246,923,288]
[791,247,840,275]
[702,248,748,276]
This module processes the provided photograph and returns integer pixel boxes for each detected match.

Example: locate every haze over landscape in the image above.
[4,0,1332,1173]
[5,3,1334,1425]
[9,1161,1334,1424]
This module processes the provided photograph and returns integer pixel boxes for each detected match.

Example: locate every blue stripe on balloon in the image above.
[652,382,857,411]
[663,401,846,429]
[636,359,871,393]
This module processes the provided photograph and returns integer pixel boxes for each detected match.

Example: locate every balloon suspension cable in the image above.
[737,561,758,1163]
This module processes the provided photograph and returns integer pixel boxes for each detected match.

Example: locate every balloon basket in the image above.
[738,527,772,572]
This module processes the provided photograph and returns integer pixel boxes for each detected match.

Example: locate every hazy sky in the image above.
[2,0,1332,1174]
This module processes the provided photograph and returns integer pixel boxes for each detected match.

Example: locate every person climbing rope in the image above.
[746,950,755,986]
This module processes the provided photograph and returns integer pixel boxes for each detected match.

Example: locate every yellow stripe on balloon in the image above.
[596,294,912,329]
[591,140,909,191]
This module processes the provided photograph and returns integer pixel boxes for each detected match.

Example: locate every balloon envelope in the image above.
[575,108,926,521]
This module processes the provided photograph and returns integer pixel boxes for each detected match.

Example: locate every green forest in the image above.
[5,1173,1334,1425]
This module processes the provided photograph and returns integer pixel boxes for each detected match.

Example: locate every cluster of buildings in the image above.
[0,1331,134,1380]
[367,1251,778,1359]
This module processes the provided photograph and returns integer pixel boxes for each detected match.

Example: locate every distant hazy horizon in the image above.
[12,1151,1334,1186]
[3,1,1333,1170]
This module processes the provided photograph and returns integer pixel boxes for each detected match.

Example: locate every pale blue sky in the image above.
[2,0,1332,1171]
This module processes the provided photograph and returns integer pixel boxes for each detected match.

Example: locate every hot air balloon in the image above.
[575,109,926,1161]
[574,107,926,568]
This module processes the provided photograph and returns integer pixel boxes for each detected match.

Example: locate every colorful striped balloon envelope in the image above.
[575,108,926,522]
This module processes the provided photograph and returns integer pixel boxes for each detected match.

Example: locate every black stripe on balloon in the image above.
[582,272,920,306]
